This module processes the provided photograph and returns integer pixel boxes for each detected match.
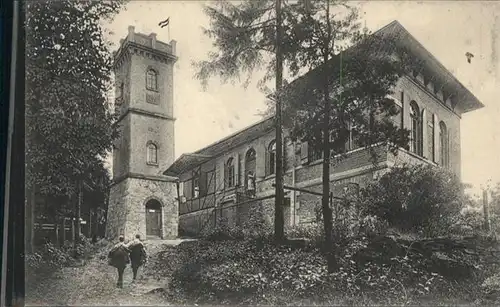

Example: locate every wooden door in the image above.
[146,208,161,237]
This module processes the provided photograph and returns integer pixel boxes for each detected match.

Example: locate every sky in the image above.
[105,1,500,195]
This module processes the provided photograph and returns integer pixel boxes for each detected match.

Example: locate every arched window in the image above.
[410,101,422,155]
[439,121,448,167]
[245,148,256,196]
[147,142,158,165]
[268,140,276,175]
[146,69,158,91]
[225,157,235,188]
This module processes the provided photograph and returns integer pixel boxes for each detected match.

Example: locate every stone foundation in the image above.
[106,177,178,241]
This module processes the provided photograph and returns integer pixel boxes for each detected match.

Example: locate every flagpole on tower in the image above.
[158,17,170,41]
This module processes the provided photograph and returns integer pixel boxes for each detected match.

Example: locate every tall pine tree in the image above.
[279,0,411,271]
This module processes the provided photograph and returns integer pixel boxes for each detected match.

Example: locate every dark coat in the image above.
[108,242,130,268]
[128,240,147,266]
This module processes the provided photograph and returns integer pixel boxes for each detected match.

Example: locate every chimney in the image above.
[149,33,157,49]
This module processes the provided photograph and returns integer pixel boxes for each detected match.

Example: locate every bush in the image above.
[200,205,274,241]
[26,242,72,277]
[26,235,94,278]
[169,239,331,304]
[287,222,324,242]
[168,234,496,305]
[359,165,467,237]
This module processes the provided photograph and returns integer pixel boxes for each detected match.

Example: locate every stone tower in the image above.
[106,26,179,240]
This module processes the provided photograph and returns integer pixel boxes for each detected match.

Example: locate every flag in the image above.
[159,18,170,28]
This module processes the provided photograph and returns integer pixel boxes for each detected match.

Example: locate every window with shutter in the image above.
[225,158,235,188]
[267,140,276,176]
[199,172,208,197]
[184,180,192,200]
[410,101,423,156]
[439,121,449,167]
[427,112,435,161]
[193,177,200,198]
[235,154,241,186]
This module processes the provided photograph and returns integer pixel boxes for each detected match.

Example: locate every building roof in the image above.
[164,20,484,176]
[377,20,484,113]
[164,116,275,176]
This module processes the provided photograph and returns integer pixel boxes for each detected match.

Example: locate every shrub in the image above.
[360,165,467,237]
[169,239,332,304]
[26,242,73,277]
[26,235,94,279]
[200,204,274,241]
[169,235,493,305]
[287,222,324,243]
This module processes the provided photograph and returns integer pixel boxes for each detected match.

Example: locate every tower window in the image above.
[147,142,158,165]
[146,69,158,91]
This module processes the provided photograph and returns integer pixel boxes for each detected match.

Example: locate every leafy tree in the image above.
[25,0,126,250]
[276,0,410,271]
[360,165,468,237]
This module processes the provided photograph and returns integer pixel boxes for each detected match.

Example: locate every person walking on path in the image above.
[107,235,130,288]
[127,234,148,281]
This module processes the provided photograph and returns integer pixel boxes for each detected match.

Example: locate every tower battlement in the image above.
[113,25,177,67]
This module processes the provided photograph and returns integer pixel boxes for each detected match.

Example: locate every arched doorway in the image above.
[145,199,162,238]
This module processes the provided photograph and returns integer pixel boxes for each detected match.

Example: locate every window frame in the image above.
[439,121,448,167]
[146,68,158,91]
[409,101,423,156]
[146,142,158,165]
[268,140,276,175]
[225,157,235,188]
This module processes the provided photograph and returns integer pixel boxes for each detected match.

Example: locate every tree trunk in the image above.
[322,79,336,272]
[55,222,59,246]
[274,0,285,243]
[88,208,92,238]
[74,180,82,248]
[25,185,35,254]
[62,218,66,246]
[321,0,337,273]
[71,217,75,243]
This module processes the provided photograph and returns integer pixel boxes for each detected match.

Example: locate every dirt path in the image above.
[25,239,191,306]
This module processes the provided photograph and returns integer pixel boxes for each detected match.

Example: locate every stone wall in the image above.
[106,177,178,241]
[178,208,215,236]
[106,180,129,239]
